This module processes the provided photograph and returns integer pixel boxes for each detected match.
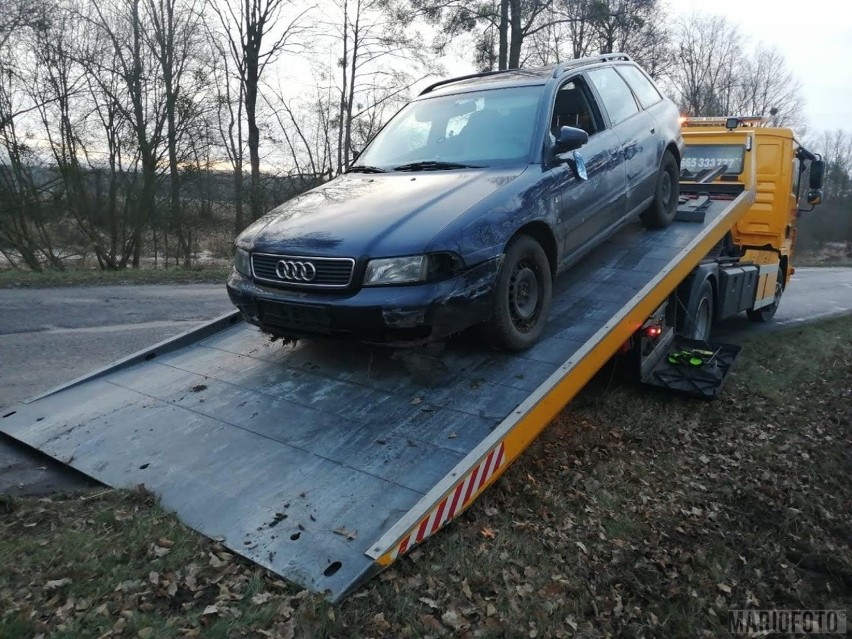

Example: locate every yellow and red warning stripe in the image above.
[386,440,506,561]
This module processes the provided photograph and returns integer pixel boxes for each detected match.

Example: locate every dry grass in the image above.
[1,316,850,638]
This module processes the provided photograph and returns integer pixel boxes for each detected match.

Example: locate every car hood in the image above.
[239,168,524,258]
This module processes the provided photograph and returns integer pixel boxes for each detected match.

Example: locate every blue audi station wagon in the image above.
[227,54,684,350]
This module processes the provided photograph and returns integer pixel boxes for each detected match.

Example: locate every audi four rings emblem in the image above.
[275,260,317,282]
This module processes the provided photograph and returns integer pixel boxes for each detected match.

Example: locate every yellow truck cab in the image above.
[624,116,825,397]
[675,116,824,326]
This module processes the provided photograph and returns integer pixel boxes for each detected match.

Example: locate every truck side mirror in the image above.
[554,126,588,154]
[809,159,825,190]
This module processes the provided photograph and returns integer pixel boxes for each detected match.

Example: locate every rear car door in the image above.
[587,66,657,218]
[548,77,626,265]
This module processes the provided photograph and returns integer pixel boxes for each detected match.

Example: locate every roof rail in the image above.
[419,69,517,96]
[418,53,633,96]
[551,52,632,78]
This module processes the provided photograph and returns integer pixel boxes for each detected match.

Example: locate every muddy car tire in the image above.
[640,150,680,229]
[487,234,552,351]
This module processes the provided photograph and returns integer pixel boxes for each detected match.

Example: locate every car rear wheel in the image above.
[487,234,552,352]
[640,150,680,229]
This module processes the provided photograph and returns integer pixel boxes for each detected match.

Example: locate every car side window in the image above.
[551,79,601,137]
[587,67,640,126]
[616,65,663,109]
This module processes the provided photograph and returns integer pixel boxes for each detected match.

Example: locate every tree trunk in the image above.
[508,0,522,69]
[245,24,262,221]
[337,0,349,174]
[498,0,509,70]
[343,0,360,167]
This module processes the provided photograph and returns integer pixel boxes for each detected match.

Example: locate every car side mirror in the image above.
[554,126,588,154]
[806,189,822,206]
[809,159,825,190]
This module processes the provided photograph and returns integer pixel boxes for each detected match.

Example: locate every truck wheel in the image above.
[640,150,680,229]
[747,269,784,322]
[487,234,552,351]
[683,279,714,341]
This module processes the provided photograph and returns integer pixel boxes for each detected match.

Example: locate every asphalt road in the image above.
[714,266,852,338]
[0,284,233,496]
[1,267,850,496]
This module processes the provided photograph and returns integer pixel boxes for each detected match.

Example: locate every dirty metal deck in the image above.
[0,198,744,600]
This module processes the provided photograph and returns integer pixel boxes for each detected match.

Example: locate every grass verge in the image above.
[0,266,232,288]
[1,317,850,638]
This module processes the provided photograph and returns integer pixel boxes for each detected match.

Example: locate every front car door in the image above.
[587,66,657,217]
[547,76,626,267]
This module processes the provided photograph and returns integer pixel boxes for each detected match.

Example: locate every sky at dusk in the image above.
[670,0,851,133]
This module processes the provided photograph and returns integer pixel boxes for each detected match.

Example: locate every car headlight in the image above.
[363,255,427,286]
[233,247,251,277]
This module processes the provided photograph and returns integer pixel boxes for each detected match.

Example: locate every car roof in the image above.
[419,53,634,98]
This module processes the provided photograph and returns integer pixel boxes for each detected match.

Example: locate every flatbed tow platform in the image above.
[1,192,752,600]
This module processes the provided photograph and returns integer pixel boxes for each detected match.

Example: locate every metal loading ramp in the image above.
[0,193,751,601]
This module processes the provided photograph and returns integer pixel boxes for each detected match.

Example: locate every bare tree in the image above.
[209,0,311,222]
[797,129,852,250]
[82,0,170,266]
[666,14,804,128]
[325,0,429,172]
[144,0,208,265]
[0,0,67,271]
[209,24,247,234]
[730,45,805,129]
[666,14,744,116]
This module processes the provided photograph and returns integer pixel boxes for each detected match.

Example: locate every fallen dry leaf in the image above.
[44,578,72,590]
[371,612,391,631]
[480,527,496,539]
[332,526,357,540]
[441,609,464,630]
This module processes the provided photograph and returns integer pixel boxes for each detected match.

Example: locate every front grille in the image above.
[251,253,355,288]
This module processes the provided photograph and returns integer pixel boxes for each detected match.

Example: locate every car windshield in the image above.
[354,86,544,170]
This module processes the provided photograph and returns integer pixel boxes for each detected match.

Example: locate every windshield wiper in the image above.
[347,164,387,173]
[393,161,483,172]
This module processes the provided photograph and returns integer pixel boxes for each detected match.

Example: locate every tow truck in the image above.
[0,116,824,601]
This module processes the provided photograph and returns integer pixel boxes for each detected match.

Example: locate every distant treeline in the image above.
[0,0,846,271]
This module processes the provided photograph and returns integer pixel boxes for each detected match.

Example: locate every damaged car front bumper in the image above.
[226,256,502,344]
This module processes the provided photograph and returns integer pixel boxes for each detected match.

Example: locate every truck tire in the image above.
[640,150,680,229]
[682,279,714,341]
[487,234,552,352]
[747,268,784,322]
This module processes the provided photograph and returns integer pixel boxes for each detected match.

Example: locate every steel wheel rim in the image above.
[509,259,542,332]
[661,171,673,208]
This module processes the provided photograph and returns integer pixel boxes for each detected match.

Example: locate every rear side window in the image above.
[617,65,663,108]
[587,67,639,126]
